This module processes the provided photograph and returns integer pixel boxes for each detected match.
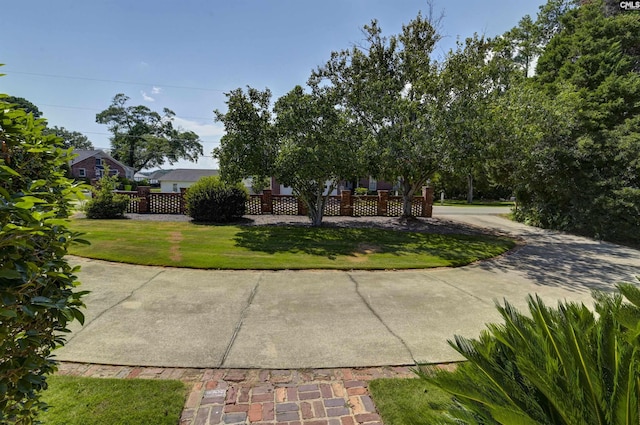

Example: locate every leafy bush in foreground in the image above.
[0,93,87,423]
[84,169,131,219]
[419,283,640,424]
[185,175,248,222]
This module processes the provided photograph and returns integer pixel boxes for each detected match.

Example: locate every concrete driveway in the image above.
[56,207,640,368]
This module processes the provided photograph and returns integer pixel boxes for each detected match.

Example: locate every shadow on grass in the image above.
[233,226,513,263]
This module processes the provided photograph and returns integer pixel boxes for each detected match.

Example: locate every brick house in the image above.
[70,150,135,180]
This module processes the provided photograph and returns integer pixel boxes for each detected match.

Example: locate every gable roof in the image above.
[70,149,134,173]
[146,169,174,180]
[157,169,219,182]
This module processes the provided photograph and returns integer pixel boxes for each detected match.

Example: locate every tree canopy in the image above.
[494,0,640,243]
[213,87,276,185]
[311,13,443,217]
[43,126,94,150]
[96,93,203,172]
[214,84,365,226]
[274,85,363,226]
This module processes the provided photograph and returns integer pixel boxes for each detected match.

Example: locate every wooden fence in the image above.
[117,187,434,217]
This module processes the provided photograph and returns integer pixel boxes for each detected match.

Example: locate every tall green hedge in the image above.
[0,94,88,423]
[184,176,248,222]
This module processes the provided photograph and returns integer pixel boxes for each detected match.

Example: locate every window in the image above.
[172,183,178,192]
[368,177,377,192]
[109,169,118,176]
[78,168,86,177]
[95,158,103,166]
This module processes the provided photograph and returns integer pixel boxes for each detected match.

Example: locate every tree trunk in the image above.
[401,179,415,218]
[307,191,326,227]
[467,173,474,204]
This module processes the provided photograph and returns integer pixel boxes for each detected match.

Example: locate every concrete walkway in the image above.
[57,207,640,369]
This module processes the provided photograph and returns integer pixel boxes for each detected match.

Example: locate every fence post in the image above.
[340,190,353,216]
[262,189,273,214]
[297,198,308,216]
[180,187,187,214]
[377,190,389,216]
[137,186,151,214]
[422,186,434,218]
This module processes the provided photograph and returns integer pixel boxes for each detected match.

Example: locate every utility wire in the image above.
[39,103,214,122]
[6,70,227,93]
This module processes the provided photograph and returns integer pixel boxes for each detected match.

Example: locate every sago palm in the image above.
[419,283,640,425]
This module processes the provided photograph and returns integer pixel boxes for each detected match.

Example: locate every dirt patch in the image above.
[168,231,183,262]
[356,243,382,255]
[347,243,383,263]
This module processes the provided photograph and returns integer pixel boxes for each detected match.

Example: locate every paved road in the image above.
[57,207,640,368]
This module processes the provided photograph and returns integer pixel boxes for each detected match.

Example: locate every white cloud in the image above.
[173,116,225,138]
[151,86,163,95]
[141,91,155,102]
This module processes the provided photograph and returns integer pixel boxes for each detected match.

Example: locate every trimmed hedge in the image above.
[185,176,248,222]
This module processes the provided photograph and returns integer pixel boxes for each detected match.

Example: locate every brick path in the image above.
[56,362,423,425]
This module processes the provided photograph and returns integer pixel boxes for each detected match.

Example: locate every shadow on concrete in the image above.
[475,227,640,293]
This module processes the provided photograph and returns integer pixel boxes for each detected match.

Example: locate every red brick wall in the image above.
[71,157,126,180]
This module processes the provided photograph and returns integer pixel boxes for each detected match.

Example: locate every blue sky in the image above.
[2,0,545,170]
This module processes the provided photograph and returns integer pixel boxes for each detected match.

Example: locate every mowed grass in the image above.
[68,219,515,269]
[39,375,187,425]
[368,378,456,425]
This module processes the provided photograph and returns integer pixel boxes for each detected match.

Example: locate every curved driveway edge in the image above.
[56,208,640,368]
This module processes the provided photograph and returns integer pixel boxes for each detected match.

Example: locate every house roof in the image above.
[70,149,135,174]
[157,169,219,182]
[146,169,174,180]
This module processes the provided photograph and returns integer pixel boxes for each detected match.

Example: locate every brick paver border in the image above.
[56,362,434,425]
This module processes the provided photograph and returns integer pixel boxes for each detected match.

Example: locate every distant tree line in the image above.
[4,96,94,150]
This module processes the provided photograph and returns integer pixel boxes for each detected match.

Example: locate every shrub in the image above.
[354,187,369,196]
[0,94,87,423]
[84,168,131,219]
[185,176,248,222]
[419,283,640,425]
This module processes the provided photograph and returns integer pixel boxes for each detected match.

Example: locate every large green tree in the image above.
[4,95,42,118]
[274,85,363,226]
[43,126,93,150]
[213,87,276,185]
[311,14,442,217]
[437,34,519,203]
[518,0,640,243]
[213,85,365,226]
[96,93,203,172]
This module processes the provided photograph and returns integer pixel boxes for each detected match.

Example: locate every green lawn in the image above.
[39,375,187,425]
[368,378,456,425]
[68,219,515,269]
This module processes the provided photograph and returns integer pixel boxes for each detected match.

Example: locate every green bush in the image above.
[354,187,369,196]
[84,169,131,219]
[0,93,87,423]
[185,176,248,222]
[419,283,640,424]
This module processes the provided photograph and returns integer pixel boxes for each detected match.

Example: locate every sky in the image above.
[2,0,546,171]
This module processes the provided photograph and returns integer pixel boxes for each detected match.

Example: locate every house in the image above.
[268,176,396,196]
[157,169,220,193]
[70,150,135,180]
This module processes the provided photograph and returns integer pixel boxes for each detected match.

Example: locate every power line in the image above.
[6,70,228,93]
[80,130,220,144]
[38,103,214,122]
